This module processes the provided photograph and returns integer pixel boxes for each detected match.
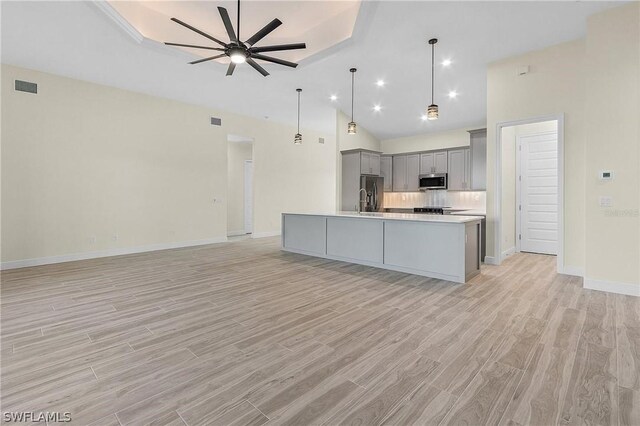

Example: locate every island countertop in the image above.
[284,211,482,224]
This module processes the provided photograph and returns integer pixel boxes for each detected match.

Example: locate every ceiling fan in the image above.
[165,0,307,76]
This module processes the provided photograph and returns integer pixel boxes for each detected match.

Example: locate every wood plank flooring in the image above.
[1,237,638,425]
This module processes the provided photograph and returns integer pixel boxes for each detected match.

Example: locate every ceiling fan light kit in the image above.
[427,38,439,120]
[165,0,307,76]
[348,68,357,135]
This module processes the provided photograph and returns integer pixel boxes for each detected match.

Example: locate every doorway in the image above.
[227,135,254,237]
[496,115,563,271]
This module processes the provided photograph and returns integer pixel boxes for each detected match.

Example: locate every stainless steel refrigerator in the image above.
[359,176,384,212]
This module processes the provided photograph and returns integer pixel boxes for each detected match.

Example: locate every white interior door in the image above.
[244,160,253,234]
[517,132,558,255]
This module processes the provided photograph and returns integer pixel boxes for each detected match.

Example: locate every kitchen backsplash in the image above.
[384,190,486,209]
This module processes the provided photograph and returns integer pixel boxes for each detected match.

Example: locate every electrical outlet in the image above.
[88,236,96,245]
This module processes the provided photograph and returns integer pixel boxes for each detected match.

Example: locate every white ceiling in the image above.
[1,1,622,140]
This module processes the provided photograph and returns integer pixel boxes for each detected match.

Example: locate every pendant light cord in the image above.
[297,91,300,133]
[351,70,355,121]
[431,42,435,105]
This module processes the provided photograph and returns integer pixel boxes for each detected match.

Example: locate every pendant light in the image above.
[294,88,302,145]
[348,68,357,134]
[427,38,439,120]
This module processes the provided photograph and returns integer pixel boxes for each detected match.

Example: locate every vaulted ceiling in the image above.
[1,1,622,139]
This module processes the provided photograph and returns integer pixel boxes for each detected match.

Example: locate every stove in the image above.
[413,207,447,215]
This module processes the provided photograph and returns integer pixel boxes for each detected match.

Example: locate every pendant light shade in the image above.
[348,68,357,134]
[294,88,302,145]
[427,38,439,120]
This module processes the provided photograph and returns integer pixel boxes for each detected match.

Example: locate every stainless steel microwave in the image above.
[419,173,447,190]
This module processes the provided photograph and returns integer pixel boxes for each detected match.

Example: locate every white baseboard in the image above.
[584,278,639,297]
[483,256,499,265]
[502,247,516,258]
[251,231,281,239]
[227,230,248,237]
[560,266,584,277]
[0,237,228,270]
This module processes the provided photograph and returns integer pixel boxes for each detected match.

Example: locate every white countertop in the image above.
[284,211,482,224]
[448,209,486,216]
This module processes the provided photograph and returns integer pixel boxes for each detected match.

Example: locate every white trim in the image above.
[227,230,248,237]
[90,1,144,44]
[0,237,228,270]
[584,278,639,297]
[502,246,516,258]
[483,256,499,265]
[494,114,565,274]
[251,231,281,238]
[560,266,584,277]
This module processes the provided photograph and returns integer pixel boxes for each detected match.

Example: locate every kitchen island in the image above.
[281,212,482,283]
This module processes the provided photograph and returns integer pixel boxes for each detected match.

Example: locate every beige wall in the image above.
[380,127,480,154]
[1,65,337,264]
[500,121,557,254]
[486,39,586,271]
[227,141,252,235]
[584,3,639,286]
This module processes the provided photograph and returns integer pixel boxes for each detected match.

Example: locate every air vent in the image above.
[318,138,325,144]
[15,80,37,94]
[210,117,222,126]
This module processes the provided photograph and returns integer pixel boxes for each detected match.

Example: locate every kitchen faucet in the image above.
[358,188,367,214]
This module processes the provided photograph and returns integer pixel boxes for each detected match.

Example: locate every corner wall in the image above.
[1,65,337,266]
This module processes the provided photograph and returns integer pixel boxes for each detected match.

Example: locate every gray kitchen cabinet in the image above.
[380,155,393,191]
[469,128,487,190]
[360,152,381,176]
[393,154,420,192]
[420,151,448,175]
[448,148,471,191]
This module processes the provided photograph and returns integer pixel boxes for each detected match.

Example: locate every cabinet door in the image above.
[392,155,407,191]
[447,149,466,191]
[380,156,392,191]
[360,152,370,175]
[434,151,448,173]
[405,154,421,191]
[470,130,487,190]
[369,153,381,176]
[464,148,471,189]
[419,153,435,174]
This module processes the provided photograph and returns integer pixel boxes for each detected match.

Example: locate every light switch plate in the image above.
[599,196,613,207]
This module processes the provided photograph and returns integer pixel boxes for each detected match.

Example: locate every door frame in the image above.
[494,113,565,273]
[243,160,253,234]
[515,130,558,254]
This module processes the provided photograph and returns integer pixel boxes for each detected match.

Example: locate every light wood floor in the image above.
[1,237,638,426]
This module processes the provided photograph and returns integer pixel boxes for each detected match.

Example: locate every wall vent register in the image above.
[15,80,37,94]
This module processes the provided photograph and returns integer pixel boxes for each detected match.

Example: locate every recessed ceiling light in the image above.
[442,59,452,67]
[373,105,382,112]
[330,94,337,101]
[448,90,458,99]
[376,79,385,87]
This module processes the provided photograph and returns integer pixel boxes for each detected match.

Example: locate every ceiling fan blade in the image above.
[226,62,236,76]
[250,43,306,53]
[189,54,226,65]
[171,18,227,47]
[165,42,224,51]
[217,7,237,43]
[251,53,298,68]
[246,58,269,76]
[244,18,282,46]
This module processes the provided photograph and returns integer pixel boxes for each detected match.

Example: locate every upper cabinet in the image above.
[380,156,393,191]
[448,148,471,191]
[392,154,420,192]
[469,129,487,190]
[420,151,447,174]
[360,152,381,176]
